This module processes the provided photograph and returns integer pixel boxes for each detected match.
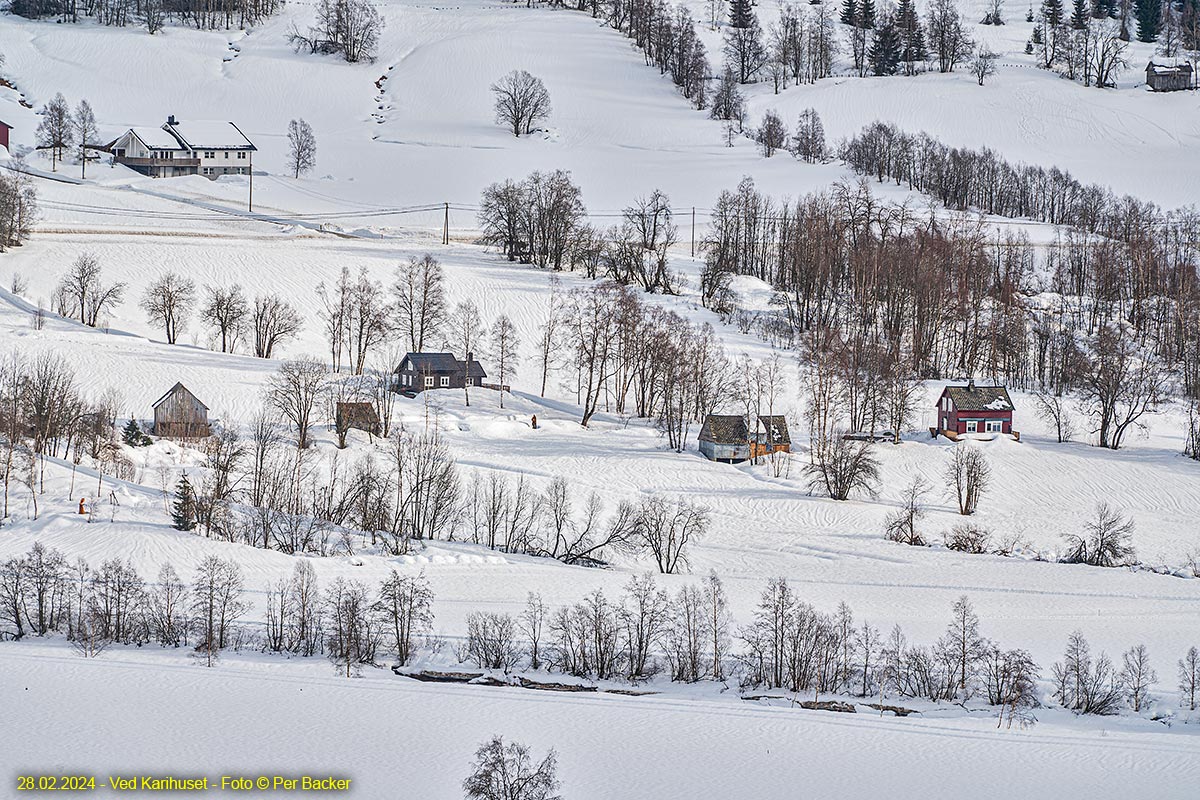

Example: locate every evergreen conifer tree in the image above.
[1041,0,1064,26]
[869,16,902,73]
[730,0,755,28]
[1070,0,1089,28]
[840,0,859,25]
[123,419,144,447]
[172,473,197,532]
[859,0,877,28]
[1134,0,1162,41]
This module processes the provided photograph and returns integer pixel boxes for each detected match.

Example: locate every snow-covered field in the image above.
[2,0,1200,797]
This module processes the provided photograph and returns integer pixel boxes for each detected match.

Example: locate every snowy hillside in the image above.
[2,0,1200,797]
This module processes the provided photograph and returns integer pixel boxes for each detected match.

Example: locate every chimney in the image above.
[167,115,177,126]
[466,351,474,365]
[967,378,976,391]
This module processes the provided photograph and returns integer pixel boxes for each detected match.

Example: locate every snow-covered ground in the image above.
[2,1,1200,796]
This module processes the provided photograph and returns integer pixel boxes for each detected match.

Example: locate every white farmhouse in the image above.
[107,115,256,179]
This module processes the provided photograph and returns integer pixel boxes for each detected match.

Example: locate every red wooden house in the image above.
[935,380,1014,436]
[0,120,11,152]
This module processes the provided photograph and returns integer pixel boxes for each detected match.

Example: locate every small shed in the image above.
[152,382,211,439]
[335,402,381,436]
[934,380,1014,436]
[698,414,791,463]
[1146,59,1194,92]
[0,120,11,152]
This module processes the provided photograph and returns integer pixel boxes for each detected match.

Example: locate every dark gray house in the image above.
[395,352,487,394]
[698,414,791,463]
[152,382,211,439]
[1146,59,1194,92]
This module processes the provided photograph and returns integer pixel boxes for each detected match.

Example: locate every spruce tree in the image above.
[729,0,754,28]
[1070,0,1089,28]
[868,17,902,73]
[859,0,877,28]
[1041,0,1064,26]
[123,419,144,447]
[840,0,859,25]
[172,474,197,532]
[1134,0,1162,41]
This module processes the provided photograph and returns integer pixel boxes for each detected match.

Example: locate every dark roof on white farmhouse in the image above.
[152,382,208,410]
[401,352,487,378]
[942,384,1013,412]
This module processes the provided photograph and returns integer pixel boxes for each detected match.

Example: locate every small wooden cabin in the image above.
[698,414,791,463]
[935,380,1014,436]
[395,352,487,393]
[1146,59,1194,92]
[335,402,381,436]
[152,382,211,439]
[0,120,11,152]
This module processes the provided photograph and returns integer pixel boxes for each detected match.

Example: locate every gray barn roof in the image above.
[699,414,791,445]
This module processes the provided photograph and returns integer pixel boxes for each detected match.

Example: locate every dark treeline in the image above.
[11,0,281,31]
[842,121,1200,239]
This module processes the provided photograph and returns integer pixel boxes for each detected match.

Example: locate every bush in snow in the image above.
[463,737,561,800]
[1061,502,1136,568]
[944,522,991,554]
[466,611,522,672]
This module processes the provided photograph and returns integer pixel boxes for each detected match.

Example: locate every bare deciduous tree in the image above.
[287,118,317,178]
[141,272,197,345]
[945,445,990,515]
[201,284,248,353]
[463,737,561,800]
[1062,502,1136,567]
[393,254,445,352]
[268,358,328,449]
[252,294,303,358]
[490,70,552,137]
[56,253,125,328]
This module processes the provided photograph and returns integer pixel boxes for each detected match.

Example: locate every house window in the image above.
[965,421,978,433]
[224,152,229,159]
[204,151,215,159]
[440,376,450,388]
[237,151,247,159]
[424,376,434,388]
[986,420,1003,433]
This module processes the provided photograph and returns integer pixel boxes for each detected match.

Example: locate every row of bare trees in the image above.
[14,0,282,32]
[6,541,1195,716]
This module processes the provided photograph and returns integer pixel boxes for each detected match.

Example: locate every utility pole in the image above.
[442,202,449,245]
[690,206,695,258]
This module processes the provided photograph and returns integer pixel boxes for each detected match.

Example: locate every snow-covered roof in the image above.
[130,126,185,150]
[1147,58,1193,75]
[164,120,255,150]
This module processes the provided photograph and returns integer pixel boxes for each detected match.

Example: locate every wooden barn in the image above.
[152,383,211,439]
[698,414,791,463]
[1146,59,1194,92]
[394,352,487,394]
[335,402,381,436]
[935,380,1014,437]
